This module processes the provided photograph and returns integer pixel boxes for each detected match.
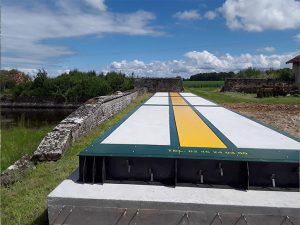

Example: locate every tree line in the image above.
[188,68,294,81]
[0,69,134,101]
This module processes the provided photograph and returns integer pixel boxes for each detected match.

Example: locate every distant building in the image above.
[286,55,300,88]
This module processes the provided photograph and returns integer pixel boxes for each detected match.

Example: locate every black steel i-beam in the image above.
[78,156,299,191]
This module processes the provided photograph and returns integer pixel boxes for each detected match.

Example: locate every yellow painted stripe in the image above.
[170,92,180,97]
[173,105,226,148]
[170,92,188,105]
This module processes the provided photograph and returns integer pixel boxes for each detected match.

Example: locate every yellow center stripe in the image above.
[170,92,188,105]
[170,92,180,97]
[171,93,226,148]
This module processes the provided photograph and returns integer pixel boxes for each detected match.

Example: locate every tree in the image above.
[8,69,134,100]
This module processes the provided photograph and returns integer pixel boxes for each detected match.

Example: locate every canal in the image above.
[1,108,75,128]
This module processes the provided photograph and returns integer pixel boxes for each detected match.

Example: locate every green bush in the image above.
[236,68,262,78]
[9,69,133,101]
[190,72,235,81]
[12,82,32,97]
[105,72,134,91]
[269,68,293,80]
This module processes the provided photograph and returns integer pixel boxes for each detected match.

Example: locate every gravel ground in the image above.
[224,104,300,138]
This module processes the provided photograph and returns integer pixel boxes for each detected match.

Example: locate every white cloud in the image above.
[204,11,217,20]
[256,47,275,53]
[294,34,300,43]
[56,69,71,75]
[84,0,107,11]
[173,10,201,20]
[105,50,295,78]
[2,2,161,69]
[220,0,300,31]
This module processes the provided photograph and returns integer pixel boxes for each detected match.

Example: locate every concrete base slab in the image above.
[48,170,300,225]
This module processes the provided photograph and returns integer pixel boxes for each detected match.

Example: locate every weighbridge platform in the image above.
[78,92,300,191]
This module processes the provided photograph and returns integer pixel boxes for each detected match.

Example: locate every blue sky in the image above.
[2,0,300,77]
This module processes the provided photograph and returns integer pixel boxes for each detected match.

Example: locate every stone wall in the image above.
[222,78,295,93]
[134,78,183,92]
[32,89,146,161]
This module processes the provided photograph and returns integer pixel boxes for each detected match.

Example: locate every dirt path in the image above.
[224,104,300,138]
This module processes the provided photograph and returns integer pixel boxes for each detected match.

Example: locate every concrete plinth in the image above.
[48,170,300,225]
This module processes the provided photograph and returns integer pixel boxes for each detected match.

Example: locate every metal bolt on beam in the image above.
[219,163,224,177]
[149,169,154,182]
[126,160,131,173]
[198,170,204,184]
[271,174,276,188]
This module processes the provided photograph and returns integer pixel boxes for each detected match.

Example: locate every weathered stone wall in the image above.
[32,89,146,161]
[134,78,183,92]
[222,78,294,93]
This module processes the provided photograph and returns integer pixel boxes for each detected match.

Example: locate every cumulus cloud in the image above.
[105,50,294,78]
[173,10,201,20]
[220,0,300,31]
[294,34,300,43]
[84,0,107,11]
[204,11,217,20]
[256,47,275,53]
[2,1,161,69]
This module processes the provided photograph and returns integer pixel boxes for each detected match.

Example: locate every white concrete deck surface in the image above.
[102,105,170,145]
[196,106,300,150]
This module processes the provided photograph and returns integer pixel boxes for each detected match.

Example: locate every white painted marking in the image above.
[183,96,217,106]
[180,93,196,97]
[102,106,170,145]
[49,180,300,209]
[144,96,169,105]
[196,107,300,150]
[153,92,169,97]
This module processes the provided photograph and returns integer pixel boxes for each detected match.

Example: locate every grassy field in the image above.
[0,93,150,225]
[183,81,300,104]
[1,125,54,172]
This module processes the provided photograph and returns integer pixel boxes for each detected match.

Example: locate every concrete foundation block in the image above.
[48,170,300,225]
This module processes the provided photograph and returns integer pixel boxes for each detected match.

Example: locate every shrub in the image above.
[9,69,133,101]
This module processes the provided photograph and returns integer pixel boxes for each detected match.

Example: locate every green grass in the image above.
[0,93,150,225]
[183,80,224,88]
[1,124,54,172]
[184,86,300,104]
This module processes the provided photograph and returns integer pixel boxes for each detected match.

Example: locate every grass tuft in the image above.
[1,125,54,172]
